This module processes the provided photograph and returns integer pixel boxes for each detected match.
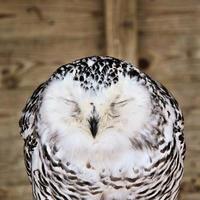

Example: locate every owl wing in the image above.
[19,82,47,182]
[172,103,185,161]
[159,83,186,161]
[144,73,186,161]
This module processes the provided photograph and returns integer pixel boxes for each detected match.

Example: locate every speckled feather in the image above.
[19,56,185,200]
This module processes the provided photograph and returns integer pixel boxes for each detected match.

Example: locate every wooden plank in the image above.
[138,14,200,33]
[138,0,200,14]
[0,36,104,64]
[180,176,200,199]
[143,59,200,84]
[0,0,102,12]
[0,137,27,186]
[0,0,103,38]
[0,89,32,119]
[0,185,31,200]
[0,63,56,90]
[180,194,200,200]
[138,33,200,76]
[0,36,104,89]
[138,0,200,33]
[0,0,105,90]
[105,0,138,63]
[138,33,200,60]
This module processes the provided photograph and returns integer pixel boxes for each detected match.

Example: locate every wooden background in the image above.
[0,0,200,199]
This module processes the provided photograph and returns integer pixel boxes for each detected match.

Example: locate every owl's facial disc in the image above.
[40,75,152,143]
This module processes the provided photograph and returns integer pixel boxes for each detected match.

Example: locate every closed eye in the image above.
[64,99,81,117]
[62,98,81,115]
[63,98,77,105]
[111,98,134,107]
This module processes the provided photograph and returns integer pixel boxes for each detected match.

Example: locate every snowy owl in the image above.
[19,56,185,200]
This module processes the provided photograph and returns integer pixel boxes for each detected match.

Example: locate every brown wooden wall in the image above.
[0,0,199,199]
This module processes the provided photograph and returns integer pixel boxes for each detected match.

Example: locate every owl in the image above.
[19,56,185,200]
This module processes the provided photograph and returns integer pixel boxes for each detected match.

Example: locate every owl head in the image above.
[40,57,151,140]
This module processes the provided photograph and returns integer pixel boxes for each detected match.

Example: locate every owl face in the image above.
[39,74,151,142]
[38,74,153,168]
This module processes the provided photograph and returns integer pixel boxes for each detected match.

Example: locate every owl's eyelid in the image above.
[63,98,77,105]
[108,113,120,118]
[112,98,134,106]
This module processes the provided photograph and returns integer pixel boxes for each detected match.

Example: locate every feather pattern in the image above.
[19,56,185,200]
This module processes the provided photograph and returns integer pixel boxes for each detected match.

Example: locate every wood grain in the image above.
[105,0,138,63]
[138,0,200,33]
[0,0,105,91]
[0,37,103,89]
[0,0,103,38]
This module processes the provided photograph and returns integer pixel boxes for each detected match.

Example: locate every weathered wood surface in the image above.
[0,0,104,90]
[105,0,138,63]
[0,0,200,199]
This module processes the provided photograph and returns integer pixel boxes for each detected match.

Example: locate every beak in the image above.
[88,117,99,138]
